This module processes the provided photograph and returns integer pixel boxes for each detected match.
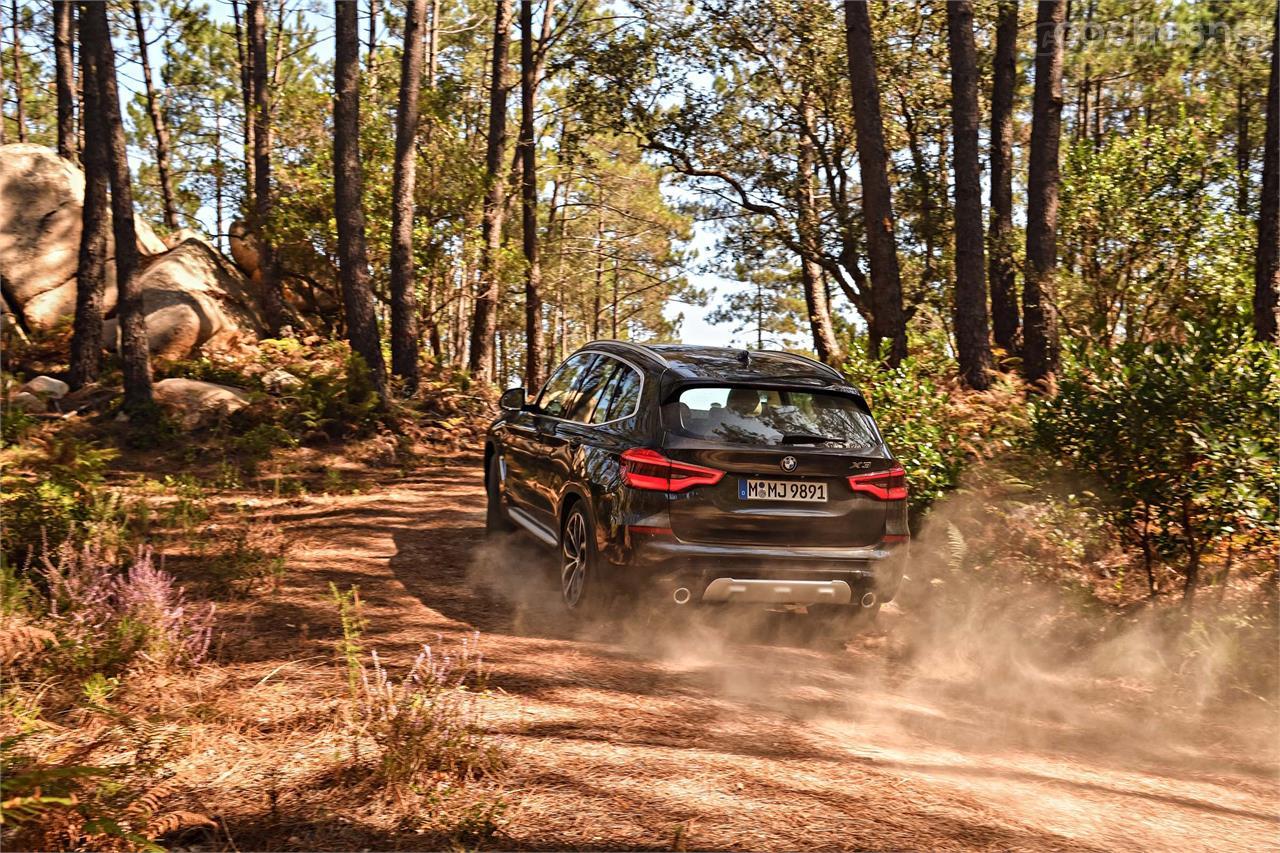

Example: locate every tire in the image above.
[559,503,606,613]
[485,453,515,534]
[809,601,881,639]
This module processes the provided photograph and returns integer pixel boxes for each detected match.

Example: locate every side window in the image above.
[537,354,595,419]
[568,357,621,423]
[594,363,641,423]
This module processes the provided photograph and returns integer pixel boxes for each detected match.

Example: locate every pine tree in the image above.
[333,0,388,401]
[946,0,993,389]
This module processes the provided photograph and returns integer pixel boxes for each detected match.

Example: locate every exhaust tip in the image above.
[673,587,692,605]
[861,591,877,608]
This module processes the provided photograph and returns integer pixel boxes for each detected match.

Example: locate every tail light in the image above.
[620,448,724,493]
[848,465,908,501]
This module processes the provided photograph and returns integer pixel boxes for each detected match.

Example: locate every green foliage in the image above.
[158,475,211,533]
[843,339,1028,513]
[228,423,298,471]
[330,582,366,701]
[284,352,383,439]
[121,402,183,451]
[1034,328,1279,593]
[1059,117,1254,343]
[1,404,38,448]
[1,710,205,851]
[0,438,131,564]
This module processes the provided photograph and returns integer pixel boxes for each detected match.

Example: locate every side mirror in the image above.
[499,387,527,413]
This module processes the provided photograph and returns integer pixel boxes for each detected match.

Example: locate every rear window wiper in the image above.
[779,432,844,446]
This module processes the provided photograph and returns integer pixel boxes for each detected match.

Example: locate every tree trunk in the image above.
[53,0,75,161]
[232,0,254,206]
[213,100,224,252]
[1180,496,1202,613]
[946,0,993,390]
[334,0,388,401]
[130,0,178,231]
[988,0,1020,359]
[69,3,106,389]
[390,0,425,394]
[426,0,439,88]
[83,0,151,412]
[1255,18,1279,343]
[249,0,283,334]
[1023,0,1066,387]
[1236,80,1250,217]
[797,89,842,367]
[843,0,906,367]
[519,0,545,389]
[10,0,25,142]
[467,0,512,382]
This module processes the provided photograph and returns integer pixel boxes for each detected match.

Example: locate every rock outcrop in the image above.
[21,376,69,400]
[151,378,251,429]
[102,239,266,360]
[0,144,165,331]
[0,144,264,360]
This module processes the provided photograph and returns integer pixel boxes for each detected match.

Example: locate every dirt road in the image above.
[212,460,1279,851]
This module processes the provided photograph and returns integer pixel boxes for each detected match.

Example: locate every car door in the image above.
[501,353,594,519]
[540,356,627,520]
[518,354,599,531]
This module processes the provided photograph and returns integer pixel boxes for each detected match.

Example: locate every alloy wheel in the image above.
[561,511,588,607]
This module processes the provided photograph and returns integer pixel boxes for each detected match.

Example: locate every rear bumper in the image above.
[617,535,907,603]
[702,577,853,604]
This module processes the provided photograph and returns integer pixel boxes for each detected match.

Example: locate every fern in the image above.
[330,582,366,700]
[0,624,56,666]
[145,810,215,837]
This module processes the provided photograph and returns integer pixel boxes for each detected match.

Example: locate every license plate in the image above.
[739,479,828,502]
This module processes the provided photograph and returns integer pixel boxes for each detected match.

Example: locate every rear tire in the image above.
[486,453,515,534]
[559,504,607,613]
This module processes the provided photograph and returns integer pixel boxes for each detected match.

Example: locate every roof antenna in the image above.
[737,349,751,364]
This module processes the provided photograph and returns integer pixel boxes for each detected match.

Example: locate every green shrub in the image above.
[0,438,126,564]
[843,340,1027,513]
[158,475,211,533]
[156,355,254,388]
[285,352,383,439]
[120,401,182,451]
[1,404,38,448]
[1034,327,1279,603]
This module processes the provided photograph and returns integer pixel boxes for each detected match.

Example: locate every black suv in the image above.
[483,342,909,628]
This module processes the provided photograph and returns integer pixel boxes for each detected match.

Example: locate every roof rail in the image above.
[759,349,844,380]
[586,339,670,366]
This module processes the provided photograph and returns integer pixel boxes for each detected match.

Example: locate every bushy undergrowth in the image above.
[0,437,142,566]
[359,639,504,789]
[843,339,1028,513]
[197,519,289,596]
[5,540,214,679]
[1,541,219,850]
[1,704,212,851]
[1034,329,1279,602]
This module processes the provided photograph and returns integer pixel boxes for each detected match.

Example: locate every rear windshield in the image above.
[673,386,880,448]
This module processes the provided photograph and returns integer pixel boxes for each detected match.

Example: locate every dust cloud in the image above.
[466,486,1280,788]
